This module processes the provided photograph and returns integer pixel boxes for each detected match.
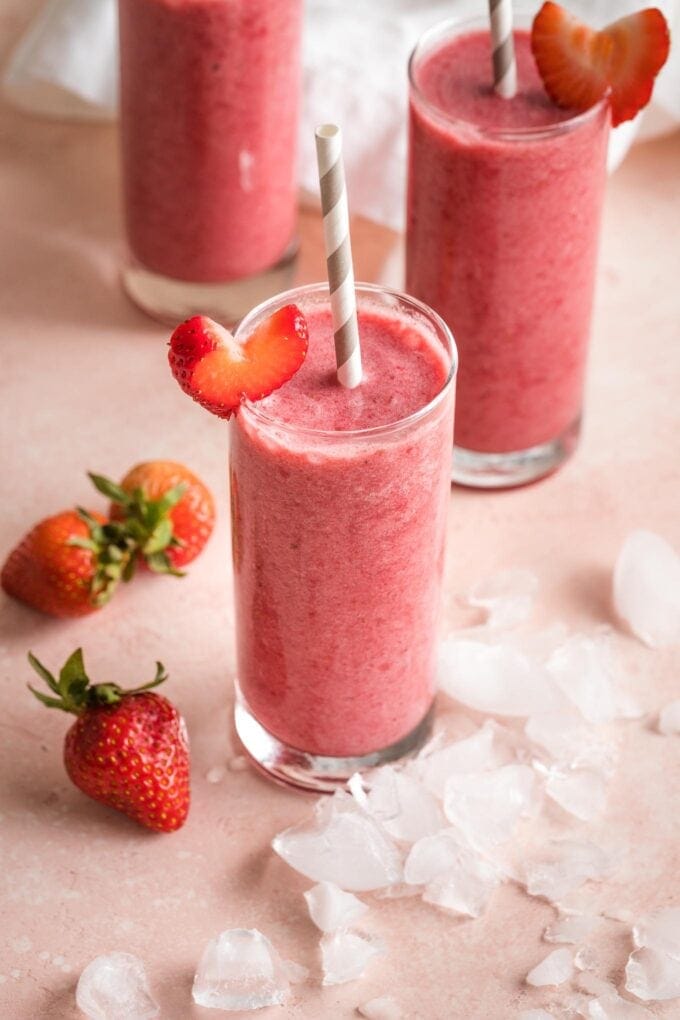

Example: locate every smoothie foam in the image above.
[231,298,454,758]
[407,29,609,454]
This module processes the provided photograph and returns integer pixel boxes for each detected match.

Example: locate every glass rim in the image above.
[236,281,458,442]
[408,11,610,142]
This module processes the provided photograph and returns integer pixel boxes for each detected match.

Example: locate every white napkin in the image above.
[3,0,679,228]
[3,0,117,120]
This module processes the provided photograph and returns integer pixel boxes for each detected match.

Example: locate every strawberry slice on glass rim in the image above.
[531,2,670,127]
[168,304,309,419]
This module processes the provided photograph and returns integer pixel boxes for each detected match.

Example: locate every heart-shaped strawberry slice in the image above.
[531,3,670,127]
[168,306,309,419]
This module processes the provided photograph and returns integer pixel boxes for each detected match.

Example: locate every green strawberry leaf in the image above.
[88,473,131,506]
[27,652,59,694]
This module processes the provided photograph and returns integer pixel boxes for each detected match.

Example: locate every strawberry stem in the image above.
[88,472,187,577]
[27,650,168,715]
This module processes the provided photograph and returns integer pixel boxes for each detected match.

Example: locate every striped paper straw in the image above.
[489,0,517,99]
[314,123,362,389]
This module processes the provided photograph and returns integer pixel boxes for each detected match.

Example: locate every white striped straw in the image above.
[314,123,362,389]
[489,0,517,99]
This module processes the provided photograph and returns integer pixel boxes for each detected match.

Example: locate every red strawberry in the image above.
[168,306,308,419]
[531,3,670,127]
[95,460,215,572]
[28,649,190,832]
[1,510,137,617]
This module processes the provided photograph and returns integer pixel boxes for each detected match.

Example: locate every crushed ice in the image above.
[466,568,539,629]
[304,881,368,933]
[357,995,401,1019]
[191,929,298,1010]
[320,930,385,986]
[272,792,402,891]
[75,953,159,1020]
[525,947,574,986]
[613,530,680,648]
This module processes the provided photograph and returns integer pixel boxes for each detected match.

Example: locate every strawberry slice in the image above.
[605,10,671,126]
[168,306,308,419]
[531,3,670,127]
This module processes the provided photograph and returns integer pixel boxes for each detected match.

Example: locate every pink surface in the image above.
[407,30,609,453]
[118,0,302,282]
[1,8,680,1015]
[232,302,453,757]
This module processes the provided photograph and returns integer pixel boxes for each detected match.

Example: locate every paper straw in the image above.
[489,0,517,99]
[315,123,362,389]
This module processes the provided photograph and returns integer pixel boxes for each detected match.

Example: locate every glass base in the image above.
[452,417,581,489]
[234,684,435,794]
[121,240,299,327]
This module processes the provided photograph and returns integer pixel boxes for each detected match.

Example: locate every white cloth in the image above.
[3,0,679,229]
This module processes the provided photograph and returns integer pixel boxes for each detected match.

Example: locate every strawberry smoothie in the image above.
[118,0,302,284]
[230,285,456,774]
[407,21,609,478]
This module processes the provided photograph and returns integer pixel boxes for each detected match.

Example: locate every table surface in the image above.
[2,7,680,1018]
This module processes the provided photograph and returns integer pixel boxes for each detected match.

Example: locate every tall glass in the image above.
[230,283,457,791]
[407,13,609,487]
[117,0,303,325]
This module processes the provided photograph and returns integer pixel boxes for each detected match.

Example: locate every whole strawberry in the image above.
[93,460,215,572]
[28,649,190,832]
[1,510,137,617]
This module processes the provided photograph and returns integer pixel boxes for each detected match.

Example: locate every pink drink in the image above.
[407,21,609,484]
[118,0,302,284]
[230,285,456,786]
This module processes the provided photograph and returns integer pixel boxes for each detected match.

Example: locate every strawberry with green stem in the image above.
[1,461,215,616]
[28,649,190,832]
[1,509,139,617]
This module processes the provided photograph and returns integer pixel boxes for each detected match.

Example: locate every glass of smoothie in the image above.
[406,12,610,488]
[117,0,303,325]
[230,282,457,791]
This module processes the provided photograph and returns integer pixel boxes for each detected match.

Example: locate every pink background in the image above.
[1,4,679,1017]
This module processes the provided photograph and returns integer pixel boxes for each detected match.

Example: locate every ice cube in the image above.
[544,913,600,944]
[404,829,468,885]
[357,995,401,1019]
[413,721,510,797]
[272,793,402,891]
[577,974,618,997]
[304,882,368,933]
[574,947,598,971]
[361,767,443,843]
[525,947,573,986]
[602,907,636,924]
[613,530,680,648]
[517,1011,556,1020]
[525,710,612,770]
[625,947,680,1001]
[523,840,614,901]
[443,764,536,849]
[75,953,159,1020]
[438,637,567,716]
[633,907,680,959]
[320,930,385,986]
[544,766,608,821]
[546,633,638,724]
[467,568,539,629]
[404,829,500,918]
[191,929,293,1010]
[658,701,680,736]
[422,857,499,919]
[588,993,655,1019]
